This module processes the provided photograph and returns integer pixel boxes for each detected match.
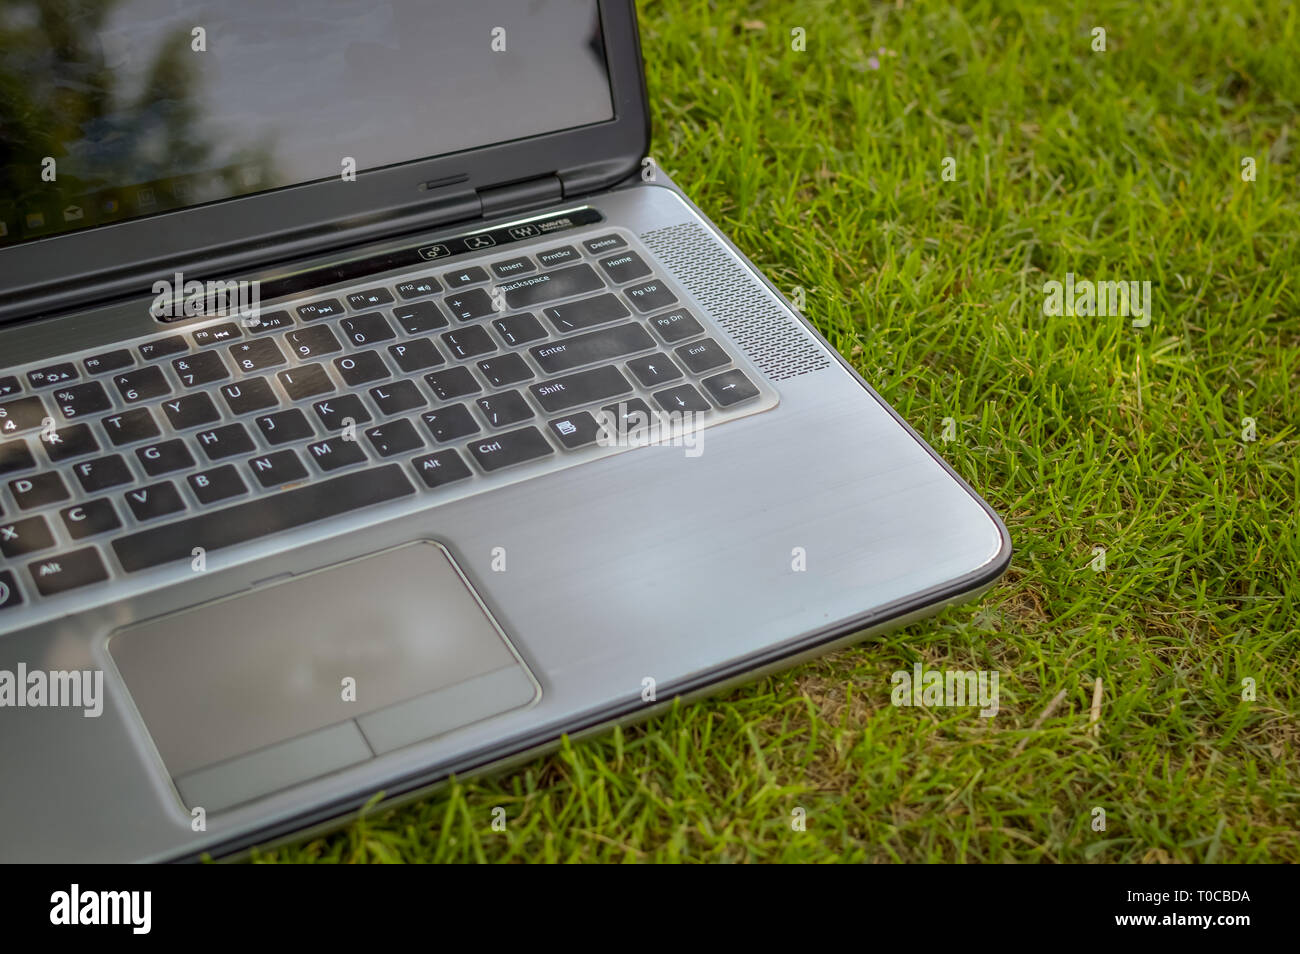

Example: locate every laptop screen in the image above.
[0,0,613,249]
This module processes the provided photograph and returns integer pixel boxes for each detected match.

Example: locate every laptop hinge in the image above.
[477,174,565,219]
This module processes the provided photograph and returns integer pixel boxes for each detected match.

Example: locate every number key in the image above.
[172,350,230,387]
[228,338,286,373]
[114,366,170,403]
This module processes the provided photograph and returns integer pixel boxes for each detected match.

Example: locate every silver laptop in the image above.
[0,0,1009,861]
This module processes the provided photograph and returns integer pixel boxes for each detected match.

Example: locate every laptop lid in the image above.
[0,0,648,325]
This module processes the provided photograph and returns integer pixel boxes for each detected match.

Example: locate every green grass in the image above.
[255,0,1299,863]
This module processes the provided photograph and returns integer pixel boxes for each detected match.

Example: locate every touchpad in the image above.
[108,541,539,812]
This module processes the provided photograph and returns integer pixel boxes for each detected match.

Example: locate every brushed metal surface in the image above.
[0,182,1008,861]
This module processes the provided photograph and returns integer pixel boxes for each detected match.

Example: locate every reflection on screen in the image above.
[0,0,612,245]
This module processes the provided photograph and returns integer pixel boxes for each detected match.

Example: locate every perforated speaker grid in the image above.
[639,222,831,382]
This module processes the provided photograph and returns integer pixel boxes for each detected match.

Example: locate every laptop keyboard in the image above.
[0,228,775,615]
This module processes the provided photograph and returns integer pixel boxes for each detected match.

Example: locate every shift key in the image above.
[530,322,653,374]
[530,366,631,413]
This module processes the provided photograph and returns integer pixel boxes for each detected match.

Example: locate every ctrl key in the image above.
[27,547,109,597]
[411,449,472,489]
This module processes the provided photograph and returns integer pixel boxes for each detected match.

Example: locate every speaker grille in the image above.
[639,222,831,382]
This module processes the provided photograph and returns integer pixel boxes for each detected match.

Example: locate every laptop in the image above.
[0,0,1009,862]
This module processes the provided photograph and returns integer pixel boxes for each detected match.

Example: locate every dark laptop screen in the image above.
[0,0,613,248]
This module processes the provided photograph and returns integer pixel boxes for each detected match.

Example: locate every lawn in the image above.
[256,0,1299,862]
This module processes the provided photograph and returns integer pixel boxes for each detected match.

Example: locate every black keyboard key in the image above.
[420,404,479,443]
[9,472,69,509]
[228,338,286,373]
[0,515,54,558]
[42,423,99,462]
[583,234,626,255]
[73,455,133,493]
[312,394,371,430]
[501,263,604,310]
[530,322,654,375]
[340,312,396,346]
[547,411,601,449]
[114,366,170,403]
[536,246,580,268]
[191,323,243,347]
[306,436,368,472]
[703,369,760,407]
[125,482,186,521]
[0,376,21,397]
[442,325,497,360]
[82,349,134,375]
[365,419,423,457]
[334,350,390,386]
[114,464,415,572]
[297,298,344,321]
[196,423,256,461]
[443,288,496,322]
[626,352,683,388]
[347,287,394,309]
[285,325,342,358]
[60,499,121,540]
[411,449,472,488]
[138,336,187,361]
[477,353,534,388]
[648,308,704,343]
[28,547,108,596]
[530,366,632,414]
[0,439,34,475]
[598,251,652,284]
[53,381,111,419]
[391,301,448,335]
[188,465,248,505]
[467,426,553,472]
[624,279,677,313]
[220,377,278,415]
[675,338,731,374]
[476,390,533,428]
[277,364,334,401]
[396,277,441,299]
[653,383,711,413]
[27,362,78,388]
[0,396,47,435]
[249,449,308,488]
[101,408,160,446]
[256,409,314,445]
[491,256,534,279]
[444,265,488,289]
[424,366,481,401]
[369,381,425,416]
[388,338,445,373]
[492,312,548,347]
[160,393,221,430]
[600,398,656,439]
[0,569,20,609]
[543,293,631,333]
[248,310,293,333]
[137,438,195,476]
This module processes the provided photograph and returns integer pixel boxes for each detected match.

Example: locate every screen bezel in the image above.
[0,0,648,325]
